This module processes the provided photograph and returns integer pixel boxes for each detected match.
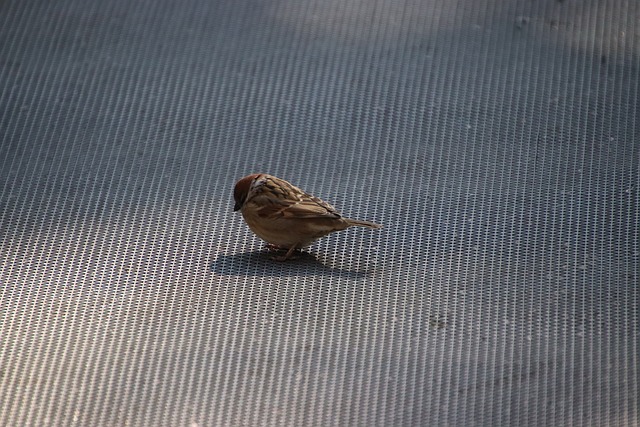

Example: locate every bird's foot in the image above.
[269,246,300,261]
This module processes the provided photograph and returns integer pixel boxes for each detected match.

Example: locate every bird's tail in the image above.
[344,218,383,229]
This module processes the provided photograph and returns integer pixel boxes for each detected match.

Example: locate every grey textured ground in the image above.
[1,0,638,426]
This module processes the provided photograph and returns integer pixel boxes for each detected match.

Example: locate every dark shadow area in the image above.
[210,249,371,279]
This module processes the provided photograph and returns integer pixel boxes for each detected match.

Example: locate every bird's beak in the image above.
[233,202,241,211]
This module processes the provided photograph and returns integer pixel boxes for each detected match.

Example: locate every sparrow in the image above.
[233,173,382,261]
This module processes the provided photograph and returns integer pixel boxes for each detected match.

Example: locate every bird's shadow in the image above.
[210,249,370,279]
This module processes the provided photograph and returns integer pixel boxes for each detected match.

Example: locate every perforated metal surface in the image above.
[1,0,638,426]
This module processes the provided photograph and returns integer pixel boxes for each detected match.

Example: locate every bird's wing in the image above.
[279,194,341,219]
[251,176,342,220]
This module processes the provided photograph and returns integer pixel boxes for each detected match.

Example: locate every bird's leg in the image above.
[271,246,299,262]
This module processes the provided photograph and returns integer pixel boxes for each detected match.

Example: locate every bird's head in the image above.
[233,173,262,211]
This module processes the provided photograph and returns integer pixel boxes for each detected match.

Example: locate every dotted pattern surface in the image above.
[1,0,638,426]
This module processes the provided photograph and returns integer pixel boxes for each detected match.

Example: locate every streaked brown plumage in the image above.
[233,173,382,260]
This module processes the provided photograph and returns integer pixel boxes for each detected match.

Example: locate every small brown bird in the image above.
[233,173,382,261]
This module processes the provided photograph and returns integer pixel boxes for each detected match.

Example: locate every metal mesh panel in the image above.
[1,0,638,425]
